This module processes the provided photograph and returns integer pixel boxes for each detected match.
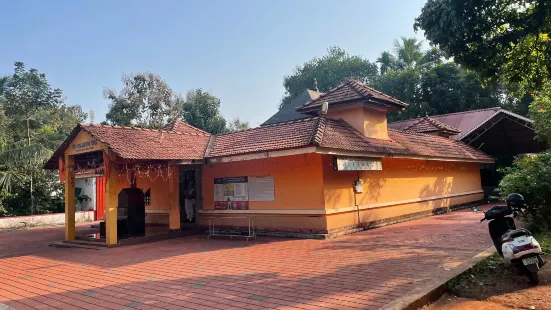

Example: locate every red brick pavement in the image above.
[0,207,493,310]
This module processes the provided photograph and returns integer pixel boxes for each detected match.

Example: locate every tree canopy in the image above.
[281,46,378,108]
[415,0,551,94]
[181,89,228,135]
[0,62,86,216]
[105,73,182,129]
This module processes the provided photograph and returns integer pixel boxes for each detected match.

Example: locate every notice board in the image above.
[214,176,249,210]
[248,175,275,201]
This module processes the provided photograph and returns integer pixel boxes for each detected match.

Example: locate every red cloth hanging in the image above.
[58,156,65,184]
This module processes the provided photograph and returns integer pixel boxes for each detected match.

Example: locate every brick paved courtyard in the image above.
[0,207,492,310]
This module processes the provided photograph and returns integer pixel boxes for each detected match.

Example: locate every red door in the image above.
[95,177,106,220]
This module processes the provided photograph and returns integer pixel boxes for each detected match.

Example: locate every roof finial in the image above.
[313,78,319,92]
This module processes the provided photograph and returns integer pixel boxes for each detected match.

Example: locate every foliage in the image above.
[181,89,227,134]
[529,82,551,145]
[227,118,250,132]
[499,151,551,231]
[393,37,424,70]
[0,62,85,216]
[373,60,516,121]
[281,46,378,108]
[105,73,182,128]
[415,0,551,95]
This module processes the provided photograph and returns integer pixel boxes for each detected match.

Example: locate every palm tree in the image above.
[377,52,398,75]
[393,37,424,69]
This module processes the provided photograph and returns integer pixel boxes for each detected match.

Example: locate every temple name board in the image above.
[333,157,382,171]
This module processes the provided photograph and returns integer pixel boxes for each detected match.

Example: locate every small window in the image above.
[144,189,151,206]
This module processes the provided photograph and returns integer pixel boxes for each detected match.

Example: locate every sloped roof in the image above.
[297,79,408,113]
[261,89,322,126]
[44,124,211,169]
[404,116,460,134]
[389,108,513,140]
[206,116,492,162]
[388,129,491,161]
[163,120,210,135]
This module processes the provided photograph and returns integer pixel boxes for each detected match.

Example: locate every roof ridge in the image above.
[391,108,503,125]
[404,116,460,133]
[310,116,327,146]
[347,79,407,106]
[170,119,210,135]
[81,123,210,136]
[424,116,460,132]
[215,116,319,136]
[300,81,351,107]
[389,127,458,140]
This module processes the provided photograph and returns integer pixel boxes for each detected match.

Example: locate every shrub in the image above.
[499,151,551,231]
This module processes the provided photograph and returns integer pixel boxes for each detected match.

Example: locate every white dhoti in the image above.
[184,199,195,220]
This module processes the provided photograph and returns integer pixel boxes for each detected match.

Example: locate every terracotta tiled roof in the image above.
[404,116,460,134]
[46,116,493,170]
[297,79,408,113]
[389,108,512,140]
[206,116,493,162]
[163,120,210,136]
[388,129,493,161]
[206,118,320,157]
[44,124,210,169]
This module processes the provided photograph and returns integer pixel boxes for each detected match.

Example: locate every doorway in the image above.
[179,166,202,228]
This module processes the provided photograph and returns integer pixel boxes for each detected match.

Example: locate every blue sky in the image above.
[0,0,426,126]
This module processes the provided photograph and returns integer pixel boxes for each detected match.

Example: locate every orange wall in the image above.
[326,105,389,140]
[201,153,326,231]
[202,153,325,211]
[327,105,365,135]
[363,106,388,140]
[322,155,483,230]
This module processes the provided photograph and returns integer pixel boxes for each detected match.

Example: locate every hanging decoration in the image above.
[58,156,65,184]
[74,151,105,178]
[115,162,173,184]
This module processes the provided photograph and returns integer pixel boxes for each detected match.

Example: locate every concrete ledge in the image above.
[379,246,496,310]
[203,200,487,239]
[0,211,94,230]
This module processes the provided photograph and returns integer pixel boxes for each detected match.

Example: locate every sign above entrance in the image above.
[333,157,382,171]
[72,140,99,153]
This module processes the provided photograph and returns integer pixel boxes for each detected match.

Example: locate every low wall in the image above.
[0,211,94,230]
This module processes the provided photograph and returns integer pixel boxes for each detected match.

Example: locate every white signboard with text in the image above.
[334,157,382,171]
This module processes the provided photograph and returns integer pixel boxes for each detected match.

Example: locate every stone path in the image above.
[0,207,492,309]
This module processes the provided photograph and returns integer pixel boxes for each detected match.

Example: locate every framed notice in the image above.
[214,176,249,210]
[249,175,275,201]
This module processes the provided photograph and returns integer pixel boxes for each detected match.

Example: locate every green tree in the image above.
[1,62,65,214]
[0,62,85,216]
[529,82,551,145]
[376,52,398,75]
[281,46,378,108]
[374,62,511,121]
[415,0,551,94]
[227,118,250,132]
[105,73,181,128]
[181,89,227,134]
[393,37,424,70]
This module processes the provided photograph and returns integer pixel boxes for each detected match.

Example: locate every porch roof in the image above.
[44,123,211,169]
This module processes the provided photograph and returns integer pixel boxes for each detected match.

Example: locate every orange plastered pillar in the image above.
[105,158,118,246]
[64,155,76,240]
[168,164,180,231]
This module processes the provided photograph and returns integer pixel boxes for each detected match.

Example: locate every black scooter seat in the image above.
[501,228,531,241]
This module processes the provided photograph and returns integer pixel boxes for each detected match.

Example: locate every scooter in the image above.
[480,193,545,284]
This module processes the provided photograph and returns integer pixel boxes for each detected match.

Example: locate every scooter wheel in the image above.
[527,271,539,285]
